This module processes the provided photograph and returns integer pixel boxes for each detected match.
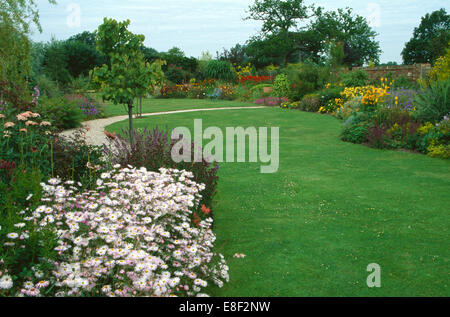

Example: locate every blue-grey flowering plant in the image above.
[384,88,418,111]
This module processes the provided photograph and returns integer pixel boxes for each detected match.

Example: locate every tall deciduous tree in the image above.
[0,0,56,34]
[0,0,55,94]
[402,8,450,65]
[42,38,72,84]
[246,32,295,67]
[92,18,152,141]
[65,31,107,78]
[245,0,311,34]
[310,7,381,67]
[217,44,249,66]
[244,0,319,66]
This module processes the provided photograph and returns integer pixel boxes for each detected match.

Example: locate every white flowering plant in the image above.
[0,165,229,296]
[0,165,60,292]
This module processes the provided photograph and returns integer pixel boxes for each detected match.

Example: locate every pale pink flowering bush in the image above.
[1,165,229,297]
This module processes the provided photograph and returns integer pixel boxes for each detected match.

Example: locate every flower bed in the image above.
[159,84,189,99]
[158,80,219,99]
[281,75,449,159]
[0,166,229,297]
[239,75,273,85]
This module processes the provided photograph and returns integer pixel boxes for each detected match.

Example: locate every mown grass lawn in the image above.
[100,97,257,117]
[107,106,450,297]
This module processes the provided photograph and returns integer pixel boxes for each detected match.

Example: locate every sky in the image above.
[31,0,450,63]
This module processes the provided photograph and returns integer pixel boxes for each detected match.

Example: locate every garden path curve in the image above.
[60,106,267,146]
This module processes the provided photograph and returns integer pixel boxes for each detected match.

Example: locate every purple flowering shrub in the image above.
[0,166,229,296]
[383,88,417,111]
[66,94,105,120]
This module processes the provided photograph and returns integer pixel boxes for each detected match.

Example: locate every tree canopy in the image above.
[217,44,249,66]
[92,18,152,137]
[402,8,450,65]
[310,7,382,67]
[0,0,55,97]
[245,0,312,34]
[243,1,380,68]
[65,31,107,79]
[0,0,56,34]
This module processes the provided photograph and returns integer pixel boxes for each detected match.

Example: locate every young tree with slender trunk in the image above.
[92,18,152,142]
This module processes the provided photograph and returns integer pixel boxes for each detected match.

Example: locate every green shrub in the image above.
[319,86,344,106]
[427,48,450,83]
[204,60,236,82]
[340,123,369,144]
[0,165,43,210]
[415,80,450,123]
[281,63,303,84]
[288,63,330,101]
[68,75,92,92]
[340,70,369,87]
[250,83,273,93]
[414,120,450,157]
[273,74,290,98]
[335,96,363,120]
[298,93,321,112]
[392,75,417,89]
[165,65,191,84]
[234,85,252,101]
[36,95,84,130]
[0,165,59,293]
[347,111,370,125]
[52,128,105,187]
[36,75,62,98]
[249,83,272,100]
[427,144,450,159]
[297,63,329,90]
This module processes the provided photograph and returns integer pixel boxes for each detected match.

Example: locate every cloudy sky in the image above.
[32,0,449,63]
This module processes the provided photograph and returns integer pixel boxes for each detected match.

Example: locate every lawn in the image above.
[107,107,450,297]
[99,96,258,117]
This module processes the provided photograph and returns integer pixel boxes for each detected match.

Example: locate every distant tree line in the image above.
[217,1,382,68]
[217,1,449,68]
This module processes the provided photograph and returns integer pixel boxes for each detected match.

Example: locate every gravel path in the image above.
[60,106,267,146]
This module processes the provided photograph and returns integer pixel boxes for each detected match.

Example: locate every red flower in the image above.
[193,212,201,227]
[239,75,273,84]
[193,212,200,222]
[201,204,211,215]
